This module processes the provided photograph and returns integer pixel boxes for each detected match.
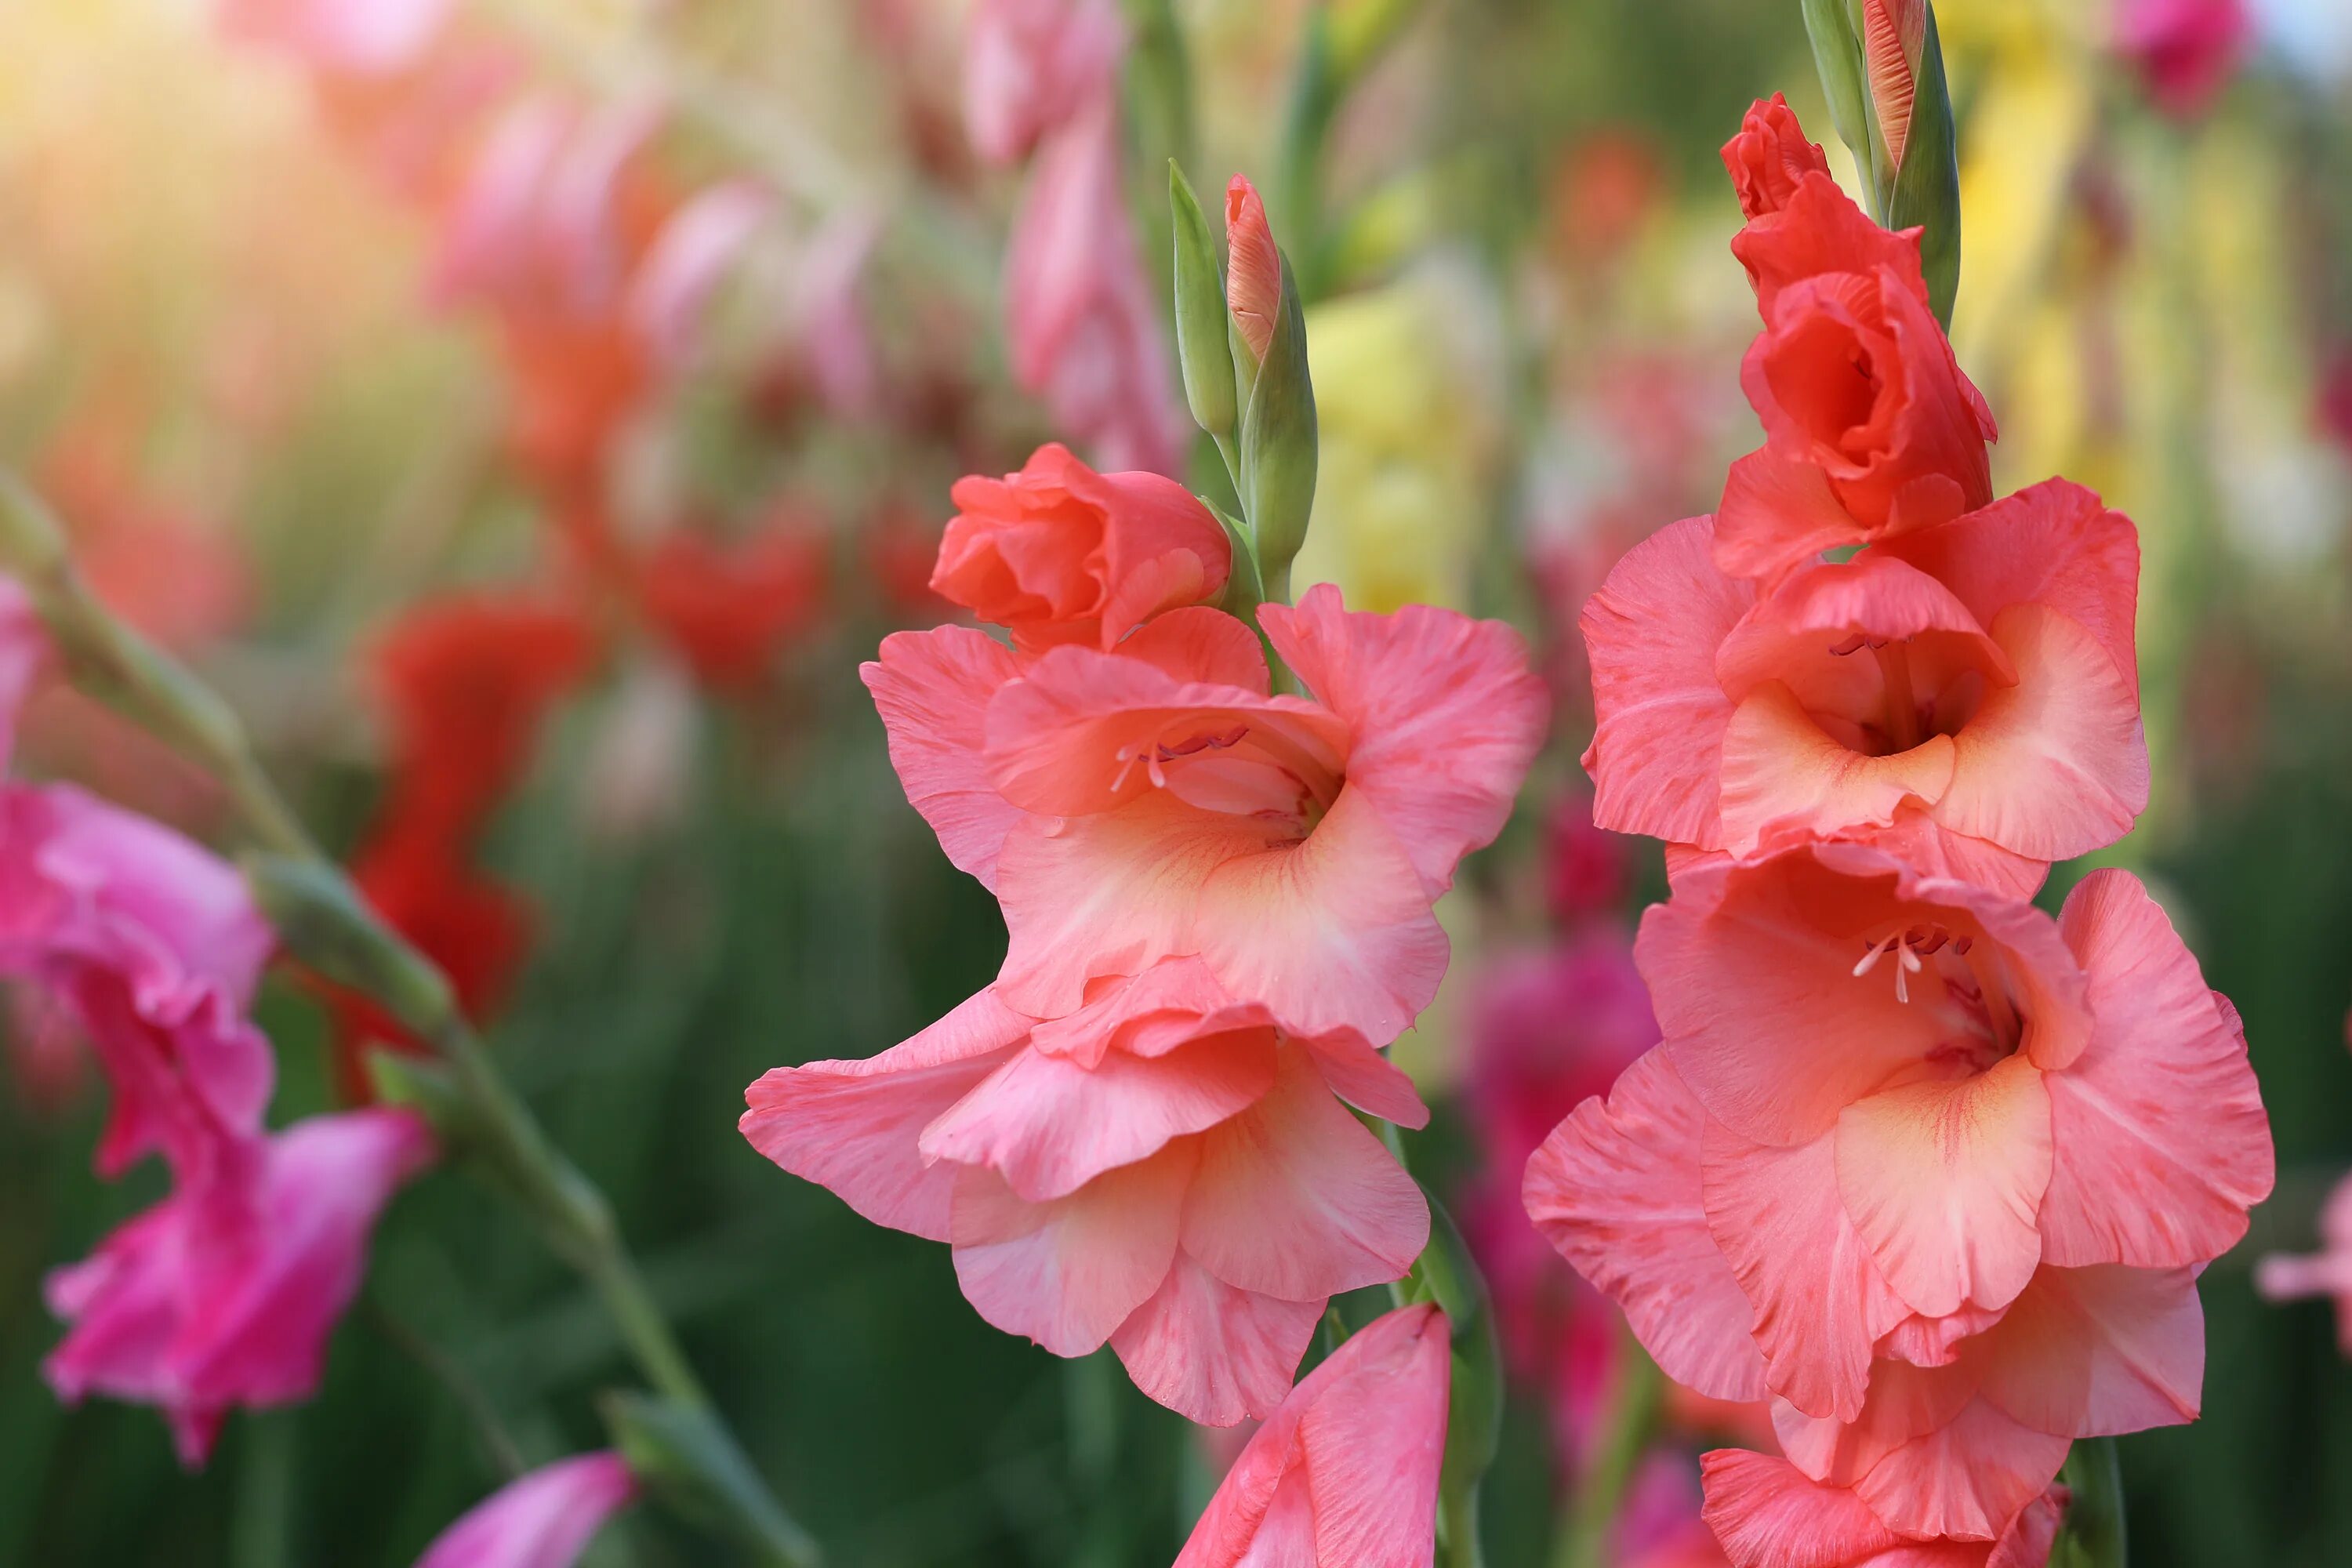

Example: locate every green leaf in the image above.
[1168,161,1238,440]
[1886,5,1962,328]
[1802,0,1876,196]
[1236,254,1318,593]
[604,1392,824,1567]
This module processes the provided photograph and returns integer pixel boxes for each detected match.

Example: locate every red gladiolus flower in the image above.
[637,523,827,692]
[1721,93,1831,223]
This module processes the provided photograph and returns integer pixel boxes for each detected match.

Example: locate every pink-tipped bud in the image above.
[1224,175,1280,363]
[1860,0,1929,172]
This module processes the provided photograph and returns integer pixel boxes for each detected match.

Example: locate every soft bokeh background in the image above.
[2,0,2349,1563]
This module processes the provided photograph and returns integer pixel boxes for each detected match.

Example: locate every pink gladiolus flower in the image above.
[1174,1302,1450,1566]
[1225,176,1281,362]
[864,585,1546,1042]
[0,783,278,1184]
[2115,0,2251,120]
[415,1451,638,1568]
[743,960,1431,1425]
[432,96,660,318]
[2255,1169,2352,1353]
[1003,99,1191,475]
[1703,1450,2067,1567]
[932,443,1232,652]
[1583,481,2147,898]
[1525,847,2270,1539]
[45,1107,436,1465]
[961,0,1128,167]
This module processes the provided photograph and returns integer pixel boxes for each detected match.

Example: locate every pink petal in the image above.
[1848,1398,2071,1544]
[1969,1263,2203,1439]
[1833,1056,2054,1320]
[919,1029,1277,1202]
[1116,606,1271,691]
[1262,584,1549,895]
[1109,1251,1319,1426]
[1300,1032,1431,1131]
[1181,1046,1427,1300]
[2038,869,2274,1269]
[1703,1123,1909,1422]
[1931,604,2147,862]
[1719,684,1958,852]
[1700,1450,1931,1568]
[949,1145,1192,1356]
[1711,448,1869,586]
[1523,1047,1769,1403]
[739,988,1031,1241]
[862,627,1029,892]
[1580,516,1753,846]
[415,1450,637,1568]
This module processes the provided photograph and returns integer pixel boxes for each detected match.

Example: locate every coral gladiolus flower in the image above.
[2256,1169,2352,1354]
[933,444,1232,652]
[1173,1303,1451,1566]
[1721,93,1831,223]
[45,1108,436,1466]
[866,586,1546,1043]
[1703,1450,2067,1568]
[743,959,1429,1425]
[1225,175,1281,363]
[415,1451,638,1568]
[1525,848,2270,1538]
[1583,481,2147,898]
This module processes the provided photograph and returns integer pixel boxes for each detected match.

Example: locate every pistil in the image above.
[1873,641,1924,753]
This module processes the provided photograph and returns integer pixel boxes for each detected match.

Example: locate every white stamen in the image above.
[1853,933,1896,978]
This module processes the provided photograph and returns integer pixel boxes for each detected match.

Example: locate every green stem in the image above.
[1553,1333,1663,1568]
[0,471,809,1563]
[2052,1438,2128,1568]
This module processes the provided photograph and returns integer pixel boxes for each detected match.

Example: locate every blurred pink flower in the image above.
[433,96,662,318]
[0,784,277,1185]
[2114,0,2251,119]
[961,0,1127,167]
[1004,98,1191,475]
[45,1107,436,1466]
[2256,1168,2352,1353]
[415,1451,638,1568]
[744,960,1429,1426]
[1703,1449,2067,1567]
[630,180,778,367]
[1617,1453,1733,1568]
[1174,1303,1450,1566]
[1545,788,1631,926]
[217,0,454,76]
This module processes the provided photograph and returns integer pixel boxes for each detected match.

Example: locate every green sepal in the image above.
[242,852,454,1039]
[1407,1189,1502,1566]
[2049,1437,2127,1568]
[603,1392,824,1566]
[1885,5,1962,328]
[1236,254,1317,592]
[1169,161,1239,440]
[1802,0,1876,194]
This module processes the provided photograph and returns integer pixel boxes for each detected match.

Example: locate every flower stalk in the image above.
[0,469,818,1568]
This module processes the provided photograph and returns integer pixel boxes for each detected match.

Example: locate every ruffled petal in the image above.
[1109,1252,1319,1426]
[1970,1263,2203,1439]
[862,627,1028,891]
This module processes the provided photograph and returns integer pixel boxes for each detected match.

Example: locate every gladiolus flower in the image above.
[1721,93,1830,223]
[1857,1,1929,176]
[2255,1169,2352,1354]
[45,1108,436,1466]
[0,784,278,1185]
[1002,100,1191,475]
[1173,1303,1451,1566]
[744,960,1430,1425]
[1582,481,2147,898]
[1703,1450,2067,1567]
[960,0,1127,168]
[1526,847,2270,1538]
[865,585,1544,1042]
[637,521,827,691]
[2114,0,2251,120]
[931,443,1231,652]
[1225,176,1281,363]
[1711,102,1997,583]
[414,1451,638,1568]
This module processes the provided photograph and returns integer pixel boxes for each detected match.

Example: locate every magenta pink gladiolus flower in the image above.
[1584,481,2147,898]
[415,1451,638,1568]
[45,1107,436,1465]
[1703,1450,2066,1567]
[1526,845,2270,1540]
[961,0,1127,168]
[2114,0,2250,120]
[1174,1303,1451,1567]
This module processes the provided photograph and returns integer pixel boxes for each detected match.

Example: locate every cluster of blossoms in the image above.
[1523,97,2275,1566]
[743,434,1544,1439]
[0,583,434,1465]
